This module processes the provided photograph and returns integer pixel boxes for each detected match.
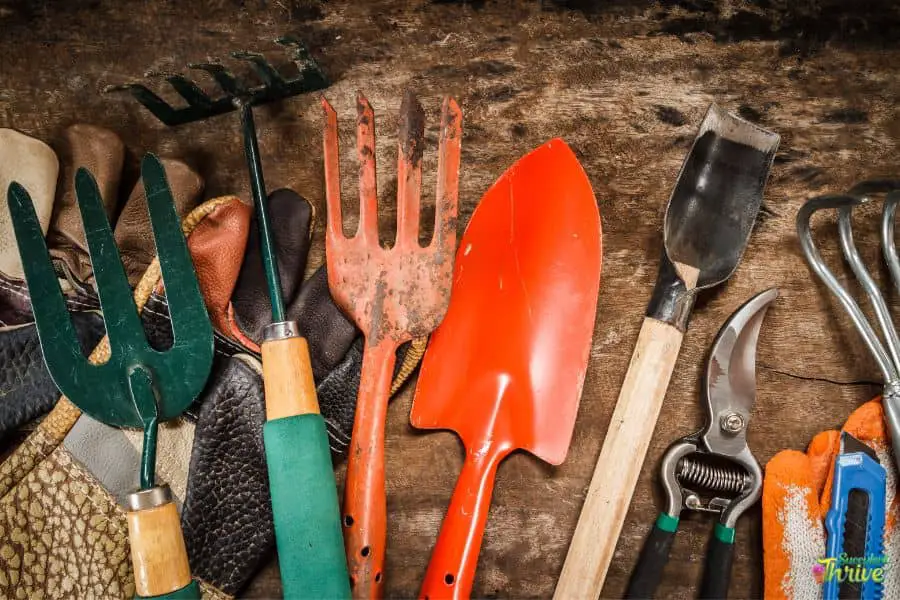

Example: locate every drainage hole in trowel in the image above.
[361,546,370,557]
[344,515,354,527]
[444,573,455,586]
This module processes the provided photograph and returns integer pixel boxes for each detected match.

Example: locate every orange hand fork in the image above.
[322,91,462,598]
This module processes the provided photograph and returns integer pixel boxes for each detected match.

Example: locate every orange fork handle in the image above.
[419,442,511,600]
[344,340,397,598]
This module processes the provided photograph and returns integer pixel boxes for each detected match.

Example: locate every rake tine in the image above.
[849,179,900,197]
[74,168,146,353]
[6,182,90,386]
[188,62,246,96]
[396,91,424,248]
[322,97,344,241]
[883,192,900,295]
[276,36,330,90]
[433,96,462,251]
[232,51,288,92]
[104,82,183,126]
[149,71,216,111]
[836,203,900,372]
[356,93,378,243]
[796,195,897,381]
[140,155,213,354]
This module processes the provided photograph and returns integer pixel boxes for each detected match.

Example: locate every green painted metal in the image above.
[239,100,285,322]
[7,153,214,488]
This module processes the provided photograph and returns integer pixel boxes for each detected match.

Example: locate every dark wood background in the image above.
[2,1,900,598]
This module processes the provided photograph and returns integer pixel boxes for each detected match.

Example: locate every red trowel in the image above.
[411,139,602,599]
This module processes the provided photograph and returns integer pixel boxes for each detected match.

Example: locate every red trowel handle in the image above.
[344,341,397,598]
[419,442,511,600]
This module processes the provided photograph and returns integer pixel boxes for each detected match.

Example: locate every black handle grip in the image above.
[625,514,679,599]
[699,524,736,599]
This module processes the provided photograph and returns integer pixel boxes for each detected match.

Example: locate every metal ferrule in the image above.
[126,484,172,512]
[646,251,698,332]
[263,320,301,342]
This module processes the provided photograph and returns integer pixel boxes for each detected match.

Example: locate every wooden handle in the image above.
[419,443,509,600]
[555,318,685,598]
[554,263,698,599]
[344,341,396,599]
[126,501,192,597]
[262,336,319,421]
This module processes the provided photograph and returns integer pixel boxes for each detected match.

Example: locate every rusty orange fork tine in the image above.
[322,96,344,242]
[356,92,379,244]
[396,90,424,248]
[433,96,462,251]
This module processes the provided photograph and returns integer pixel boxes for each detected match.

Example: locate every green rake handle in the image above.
[262,332,351,599]
[137,581,200,600]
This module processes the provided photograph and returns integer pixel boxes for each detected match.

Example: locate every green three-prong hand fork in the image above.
[7,154,213,599]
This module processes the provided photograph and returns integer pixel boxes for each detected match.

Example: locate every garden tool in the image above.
[0,128,58,280]
[323,90,462,598]
[763,400,900,600]
[7,154,213,599]
[0,196,237,599]
[626,288,777,600]
[106,38,351,598]
[0,124,203,439]
[822,432,886,600]
[797,181,900,474]
[411,138,602,600]
[556,104,779,599]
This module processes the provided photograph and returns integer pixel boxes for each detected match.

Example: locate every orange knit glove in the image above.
[763,399,899,599]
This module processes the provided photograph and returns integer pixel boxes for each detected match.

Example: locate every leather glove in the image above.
[763,399,900,599]
[223,188,425,448]
[0,128,58,282]
[0,125,202,438]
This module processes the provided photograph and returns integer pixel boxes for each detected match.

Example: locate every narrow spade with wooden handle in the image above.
[554,105,779,599]
[411,139,602,600]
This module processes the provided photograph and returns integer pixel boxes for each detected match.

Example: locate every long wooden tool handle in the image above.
[343,341,397,599]
[126,496,198,599]
[262,333,352,599]
[555,266,698,599]
[419,444,510,600]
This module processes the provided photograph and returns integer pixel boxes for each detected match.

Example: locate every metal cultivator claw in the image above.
[322,90,462,598]
[797,181,900,472]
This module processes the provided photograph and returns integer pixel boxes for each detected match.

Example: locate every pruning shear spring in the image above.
[625,288,778,599]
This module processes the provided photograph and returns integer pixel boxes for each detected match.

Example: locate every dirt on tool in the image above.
[2,1,900,598]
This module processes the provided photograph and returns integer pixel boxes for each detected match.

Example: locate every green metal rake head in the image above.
[103,35,327,127]
[104,36,330,327]
[7,154,213,488]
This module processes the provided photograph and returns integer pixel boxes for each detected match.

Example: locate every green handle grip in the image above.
[137,580,201,599]
[265,414,351,599]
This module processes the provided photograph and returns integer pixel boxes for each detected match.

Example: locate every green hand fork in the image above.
[7,154,213,600]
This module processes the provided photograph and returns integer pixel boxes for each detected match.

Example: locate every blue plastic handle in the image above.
[823,448,886,600]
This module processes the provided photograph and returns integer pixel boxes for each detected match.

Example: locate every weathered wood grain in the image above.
[2,1,899,598]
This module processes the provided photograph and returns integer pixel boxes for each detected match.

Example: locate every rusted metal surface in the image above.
[322,90,461,598]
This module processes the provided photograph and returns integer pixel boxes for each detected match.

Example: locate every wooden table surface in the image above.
[3,1,900,598]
